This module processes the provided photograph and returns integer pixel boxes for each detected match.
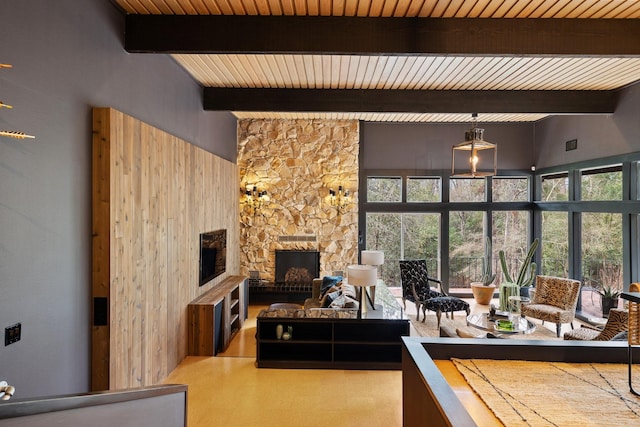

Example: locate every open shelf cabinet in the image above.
[256,317,409,369]
[188,275,247,356]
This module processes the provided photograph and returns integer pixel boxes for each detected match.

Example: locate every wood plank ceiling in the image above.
[114,0,640,122]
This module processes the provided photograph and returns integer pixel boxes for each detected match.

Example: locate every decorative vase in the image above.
[519,286,531,298]
[282,331,291,340]
[499,282,520,312]
[602,297,619,317]
[470,282,496,305]
[287,326,293,339]
[276,324,283,340]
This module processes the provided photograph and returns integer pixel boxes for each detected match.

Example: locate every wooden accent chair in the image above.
[563,308,628,341]
[520,275,581,337]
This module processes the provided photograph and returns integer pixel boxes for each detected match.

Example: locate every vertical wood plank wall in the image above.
[91,107,239,391]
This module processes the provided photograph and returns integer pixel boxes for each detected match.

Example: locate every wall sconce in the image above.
[328,185,351,213]
[243,185,268,216]
[451,113,497,177]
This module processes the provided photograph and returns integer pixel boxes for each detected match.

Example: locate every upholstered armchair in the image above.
[399,260,443,321]
[563,308,628,341]
[520,275,581,337]
[399,260,470,327]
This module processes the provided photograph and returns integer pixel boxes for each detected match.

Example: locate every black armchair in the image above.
[399,260,444,321]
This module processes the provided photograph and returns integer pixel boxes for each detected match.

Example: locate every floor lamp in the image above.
[347,264,377,318]
[361,250,384,308]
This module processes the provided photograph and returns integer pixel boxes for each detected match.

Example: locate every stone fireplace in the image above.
[248,250,322,304]
[275,250,320,285]
[237,118,360,283]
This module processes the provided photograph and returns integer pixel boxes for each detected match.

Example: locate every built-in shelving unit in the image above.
[188,275,247,356]
[256,282,410,370]
[257,317,409,369]
[225,284,242,348]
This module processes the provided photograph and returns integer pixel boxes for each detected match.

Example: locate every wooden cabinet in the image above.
[256,317,409,369]
[222,284,243,350]
[188,275,247,356]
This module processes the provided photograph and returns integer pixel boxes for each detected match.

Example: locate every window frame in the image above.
[361,153,640,317]
[360,169,533,294]
[533,156,640,318]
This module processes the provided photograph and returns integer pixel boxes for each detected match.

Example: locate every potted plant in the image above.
[470,237,497,305]
[598,284,621,317]
[498,238,539,311]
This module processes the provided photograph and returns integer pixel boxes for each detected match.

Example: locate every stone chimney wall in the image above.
[237,119,360,281]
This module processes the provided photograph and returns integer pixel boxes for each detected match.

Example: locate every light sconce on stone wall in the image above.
[243,185,268,216]
[328,185,351,213]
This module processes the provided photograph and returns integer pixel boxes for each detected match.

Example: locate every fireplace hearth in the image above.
[248,250,321,304]
[275,250,320,285]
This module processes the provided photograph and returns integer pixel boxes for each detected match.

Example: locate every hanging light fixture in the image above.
[451,113,497,177]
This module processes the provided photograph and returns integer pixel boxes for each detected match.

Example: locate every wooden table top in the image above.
[621,292,640,303]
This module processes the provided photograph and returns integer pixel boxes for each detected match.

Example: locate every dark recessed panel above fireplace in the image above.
[275,250,320,285]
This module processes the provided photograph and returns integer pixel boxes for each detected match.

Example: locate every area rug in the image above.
[452,358,640,426]
[410,311,560,340]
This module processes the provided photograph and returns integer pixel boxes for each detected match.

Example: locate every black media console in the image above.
[255,283,410,369]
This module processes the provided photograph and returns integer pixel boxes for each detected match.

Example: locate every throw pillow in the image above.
[328,294,346,308]
[341,295,359,309]
[327,294,360,309]
[339,283,357,300]
[321,289,340,308]
[320,275,343,297]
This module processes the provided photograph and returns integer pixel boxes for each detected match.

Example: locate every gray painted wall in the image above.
[362,121,535,171]
[533,83,640,169]
[0,0,237,398]
[362,81,640,172]
[3,0,640,402]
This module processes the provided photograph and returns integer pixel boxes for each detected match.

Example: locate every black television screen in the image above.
[199,229,226,286]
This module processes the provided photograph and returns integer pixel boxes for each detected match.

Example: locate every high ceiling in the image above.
[114,0,640,122]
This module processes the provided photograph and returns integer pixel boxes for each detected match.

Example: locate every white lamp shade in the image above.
[347,264,377,287]
[361,250,384,266]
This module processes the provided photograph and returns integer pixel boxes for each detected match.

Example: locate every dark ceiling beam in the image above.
[125,16,640,56]
[203,88,619,114]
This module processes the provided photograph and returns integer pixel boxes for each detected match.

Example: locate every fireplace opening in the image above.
[275,250,320,285]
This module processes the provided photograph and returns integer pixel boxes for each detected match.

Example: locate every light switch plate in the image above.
[5,323,21,346]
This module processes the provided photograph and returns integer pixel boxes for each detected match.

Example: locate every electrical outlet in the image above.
[566,139,578,151]
[5,323,21,346]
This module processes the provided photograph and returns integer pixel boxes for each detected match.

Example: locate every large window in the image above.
[367,177,401,202]
[492,177,529,202]
[492,211,530,285]
[541,212,569,277]
[407,177,441,202]
[365,213,440,286]
[581,213,623,291]
[364,157,640,315]
[581,165,622,201]
[449,211,484,287]
[450,178,485,202]
[541,172,569,201]
[363,173,531,294]
[537,164,632,318]
[366,213,401,285]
